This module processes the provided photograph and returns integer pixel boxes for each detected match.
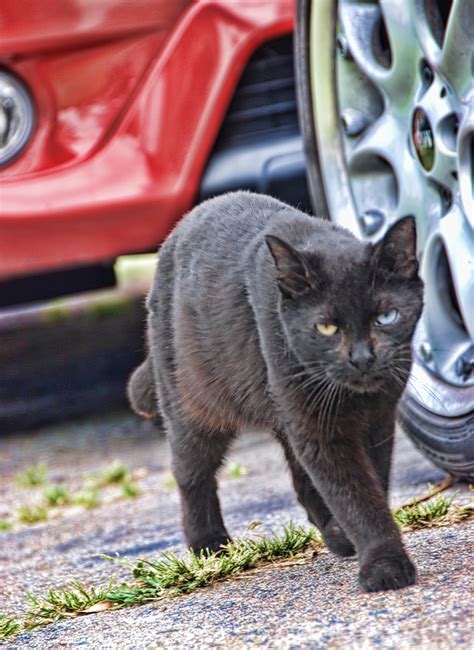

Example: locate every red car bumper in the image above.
[0,0,293,279]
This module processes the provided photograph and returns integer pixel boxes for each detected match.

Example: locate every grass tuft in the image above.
[163,474,177,490]
[394,494,472,529]
[43,484,70,507]
[86,460,130,489]
[228,462,248,479]
[15,463,48,488]
[121,480,141,499]
[72,487,101,510]
[17,504,49,525]
[0,614,21,640]
[0,520,13,533]
[24,582,113,631]
[21,524,318,630]
[5,460,142,534]
[111,523,319,606]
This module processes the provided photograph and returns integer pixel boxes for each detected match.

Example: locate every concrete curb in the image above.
[0,285,149,433]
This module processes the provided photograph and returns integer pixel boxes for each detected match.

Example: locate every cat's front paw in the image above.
[190,534,231,557]
[322,521,356,558]
[359,554,416,592]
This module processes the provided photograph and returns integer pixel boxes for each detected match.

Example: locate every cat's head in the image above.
[266,218,424,394]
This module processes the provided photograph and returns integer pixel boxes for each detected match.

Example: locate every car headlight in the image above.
[0,70,35,167]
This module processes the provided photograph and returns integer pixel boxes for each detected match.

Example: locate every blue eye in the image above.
[376,308,399,326]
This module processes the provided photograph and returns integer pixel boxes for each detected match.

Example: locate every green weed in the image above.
[90,460,130,488]
[43,484,70,507]
[42,304,69,323]
[0,520,13,533]
[24,582,113,631]
[228,462,248,479]
[163,474,177,490]
[394,493,471,529]
[72,488,101,510]
[15,463,48,488]
[23,524,318,628]
[17,504,49,525]
[121,480,141,499]
[0,613,21,640]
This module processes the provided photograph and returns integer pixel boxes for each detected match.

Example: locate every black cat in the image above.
[128,191,423,592]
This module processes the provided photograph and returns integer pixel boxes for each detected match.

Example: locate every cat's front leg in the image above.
[366,418,396,494]
[275,430,355,557]
[289,432,416,592]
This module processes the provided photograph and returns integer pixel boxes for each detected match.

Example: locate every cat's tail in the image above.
[127,356,157,419]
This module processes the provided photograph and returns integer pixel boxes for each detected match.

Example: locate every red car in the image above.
[0,0,310,304]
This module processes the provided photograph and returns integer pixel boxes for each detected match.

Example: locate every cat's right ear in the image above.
[265,235,312,298]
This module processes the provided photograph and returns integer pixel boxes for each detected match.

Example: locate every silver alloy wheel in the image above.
[309,1,473,408]
[297,0,473,476]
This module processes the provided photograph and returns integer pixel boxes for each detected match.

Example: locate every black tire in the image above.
[398,397,474,481]
[294,0,474,480]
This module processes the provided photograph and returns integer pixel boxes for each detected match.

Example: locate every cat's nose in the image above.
[349,342,375,373]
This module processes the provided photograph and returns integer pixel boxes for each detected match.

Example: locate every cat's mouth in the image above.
[343,376,384,394]
[324,372,384,394]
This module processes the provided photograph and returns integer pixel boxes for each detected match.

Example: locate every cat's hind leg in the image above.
[165,414,235,555]
[275,432,355,557]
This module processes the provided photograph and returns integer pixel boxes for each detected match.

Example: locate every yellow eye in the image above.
[316,323,338,336]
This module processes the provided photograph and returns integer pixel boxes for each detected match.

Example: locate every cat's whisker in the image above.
[387,364,450,411]
[403,376,451,409]
[316,379,337,440]
[326,382,341,439]
[301,378,332,417]
[274,364,329,386]
[369,432,393,449]
[323,381,340,440]
[272,371,329,403]
[301,377,333,427]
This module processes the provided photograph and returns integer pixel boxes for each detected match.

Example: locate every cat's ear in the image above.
[374,217,419,279]
[265,235,312,298]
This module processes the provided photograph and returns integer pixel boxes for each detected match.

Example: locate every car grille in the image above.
[214,36,299,149]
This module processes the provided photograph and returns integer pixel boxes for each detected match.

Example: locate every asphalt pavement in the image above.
[1,411,472,649]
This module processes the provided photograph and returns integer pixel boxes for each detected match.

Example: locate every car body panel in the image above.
[0,0,190,55]
[0,0,293,279]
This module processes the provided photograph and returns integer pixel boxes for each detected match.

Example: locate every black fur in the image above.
[128,191,423,591]
[127,357,157,419]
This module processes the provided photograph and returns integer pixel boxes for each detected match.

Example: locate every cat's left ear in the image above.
[374,217,419,279]
[265,235,313,298]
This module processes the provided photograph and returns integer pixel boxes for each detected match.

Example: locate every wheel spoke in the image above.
[440,209,474,343]
[440,0,474,96]
[398,156,438,237]
[348,111,403,169]
[457,113,474,228]
[421,207,474,388]
[412,0,442,68]
[339,0,421,108]
[348,108,441,242]
[378,0,420,103]
[339,2,389,93]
